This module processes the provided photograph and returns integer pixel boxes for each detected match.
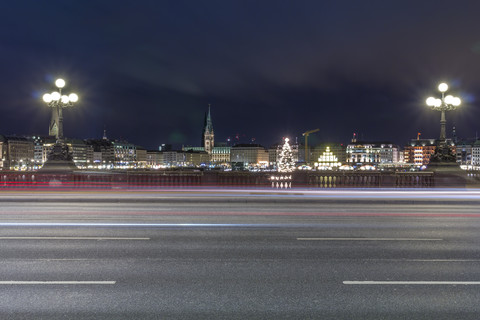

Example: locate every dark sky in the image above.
[1,0,480,149]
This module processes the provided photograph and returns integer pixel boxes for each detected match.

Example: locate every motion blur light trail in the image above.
[0,188,480,219]
[1,187,480,200]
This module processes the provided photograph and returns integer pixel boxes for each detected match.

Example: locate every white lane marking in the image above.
[401,259,480,262]
[0,223,292,228]
[0,237,149,240]
[297,238,443,241]
[344,259,480,262]
[0,281,115,285]
[343,281,480,285]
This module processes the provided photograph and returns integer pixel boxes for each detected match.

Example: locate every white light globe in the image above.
[438,83,448,93]
[426,97,436,106]
[444,95,454,104]
[68,93,78,102]
[61,95,70,104]
[453,97,461,106]
[42,93,52,103]
[434,99,442,107]
[55,79,65,88]
[51,91,61,101]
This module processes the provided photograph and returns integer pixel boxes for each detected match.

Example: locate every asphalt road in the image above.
[0,188,479,319]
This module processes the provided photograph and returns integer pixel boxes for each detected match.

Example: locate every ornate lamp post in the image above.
[39,78,79,171]
[42,78,78,142]
[426,82,461,143]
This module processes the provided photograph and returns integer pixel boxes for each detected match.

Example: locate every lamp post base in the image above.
[429,140,456,164]
[38,142,77,172]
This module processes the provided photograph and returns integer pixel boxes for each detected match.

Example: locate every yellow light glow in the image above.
[438,83,448,92]
[55,79,65,88]
[68,93,78,102]
[42,93,52,103]
[444,95,454,105]
[426,97,436,106]
[453,97,461,106]
[51,92,61,101]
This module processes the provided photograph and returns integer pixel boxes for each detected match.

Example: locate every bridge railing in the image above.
[0,169,464,189]
[304,171,434,188]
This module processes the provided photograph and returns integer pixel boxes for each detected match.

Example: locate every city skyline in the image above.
[1,1,480,149]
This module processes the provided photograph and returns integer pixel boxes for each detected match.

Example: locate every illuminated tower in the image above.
[201,105,214,154]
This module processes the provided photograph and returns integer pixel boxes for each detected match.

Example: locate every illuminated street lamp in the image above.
[42,78,78,141]
[426,82,461,142]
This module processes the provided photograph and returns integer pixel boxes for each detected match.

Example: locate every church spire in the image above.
[202,104,214,154]
[103,126,108,140]
[206,104,213,132]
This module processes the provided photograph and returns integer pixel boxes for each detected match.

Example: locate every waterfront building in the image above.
[455,139,475,165]
[3,136,34,170]
[112,141,136,168]
[146,150,164,168]
[162,151,185,167]
[472,140,480,166]
[230,144,269,169]
[65,139,92,169]
[347,141,400,166]
[268,144,280,168]
[403,138,437,166]
[86,139,115,168]
[31,136,54,169]
[211,146,230,166]
[0,135,5,169]
[184,150,209,166]
[136,146,147,168]
[403,134,460,166]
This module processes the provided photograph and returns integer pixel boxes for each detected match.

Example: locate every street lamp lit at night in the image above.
[426,82,461,142]
[42,78,78,141]
[40,78,80,171]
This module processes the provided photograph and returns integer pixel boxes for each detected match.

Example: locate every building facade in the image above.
[455,140,475,165]
[66,139,92,169]
[230,144,269,169]
[146,150,164,168]
[211,146,230,166]
[3,136,34,170]
[86,139,115,168]
[404,139,437,166]
[347,142,400,166]
[136,147,147,168]
[472,140,480,166]
[0,135,5,169]
[112,141,136,167]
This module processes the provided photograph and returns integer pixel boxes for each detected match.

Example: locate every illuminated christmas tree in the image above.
[277,138,295,173]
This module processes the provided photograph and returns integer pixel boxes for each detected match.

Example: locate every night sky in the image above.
[1,0,480,150]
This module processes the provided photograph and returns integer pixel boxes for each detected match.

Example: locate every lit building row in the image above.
[1,102,475,171]
[0,135,148,171]
[346,142,402,166]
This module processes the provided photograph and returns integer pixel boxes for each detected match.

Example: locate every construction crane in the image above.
[302,128,320,164]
